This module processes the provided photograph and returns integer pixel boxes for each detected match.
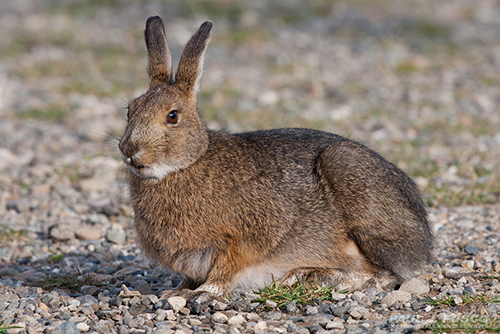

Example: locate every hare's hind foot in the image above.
[278,268,397,292]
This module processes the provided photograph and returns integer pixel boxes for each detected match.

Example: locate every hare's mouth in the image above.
[120,153,152,177]
[132,164,148,173]
[128,162,152,176]
[126,162,150,176]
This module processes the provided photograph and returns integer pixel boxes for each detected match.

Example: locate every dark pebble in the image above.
[80,285,100,296]
[192,325,202,333]
[231,299,251,312]
[330,306,347,317]
[318,303,332,314]
[411,301,428,310]
[6,198,30,213]
[110,296,122,307]
[96,309,122,319]
[464,286,476,294]
[77,295,98,306]
[56,311,72,320]
[307,323,323,333]
[464,245,479,255]
[155,299,170,310]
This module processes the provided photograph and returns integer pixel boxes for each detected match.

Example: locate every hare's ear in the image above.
[175,21,213,95]
[145,16,172,86]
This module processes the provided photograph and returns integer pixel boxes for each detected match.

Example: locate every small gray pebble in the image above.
[106,223,126,245]
[56,321,80,334]
[154,321,171,328]
[227,328,241,334]
[307,323,323,334]
[191,325,203,333]
[330,306,347,317]
[155,299,170,310]
[191,292,212,314]
[346,326,366,334]
[464,286,476,295]
[129,304,147,316]
[371,327,388,334]
[411,301,427,310]
[231,299,251,312]
[317,303,331,314]
[6,198,31,213]
[305,305,318,315]
[288,323,309,334]
[76,295,99,306]
[285,300,297,313]
[110,296,122,307]
[463,245,479,255]
[287,316,304,322]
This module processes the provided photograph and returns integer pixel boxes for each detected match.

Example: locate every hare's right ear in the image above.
[145,16,172,86]
[175,21,213,95]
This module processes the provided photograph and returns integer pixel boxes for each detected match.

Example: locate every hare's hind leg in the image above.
[317,139,433,280]
[278,267,396,292]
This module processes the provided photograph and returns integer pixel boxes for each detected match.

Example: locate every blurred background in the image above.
[0,0,499,208]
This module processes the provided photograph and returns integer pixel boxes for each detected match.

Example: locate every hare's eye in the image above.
[166,110,179,124]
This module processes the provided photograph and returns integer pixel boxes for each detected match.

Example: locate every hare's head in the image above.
[119,16,212,180]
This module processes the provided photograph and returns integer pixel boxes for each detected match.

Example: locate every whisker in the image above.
[175,171,187,182]
[81,126,123,145]
[115,61,131,101]
[115,165,130,183]
[116,95,129,107]
[132,53,138,97]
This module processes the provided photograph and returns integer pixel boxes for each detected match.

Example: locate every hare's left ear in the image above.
[175,21,213,95]
[145,16,172,87]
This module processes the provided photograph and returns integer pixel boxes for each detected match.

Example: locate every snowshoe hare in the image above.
[119,16,433,299]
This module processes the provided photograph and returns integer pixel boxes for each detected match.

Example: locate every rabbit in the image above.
[118,15,433,299]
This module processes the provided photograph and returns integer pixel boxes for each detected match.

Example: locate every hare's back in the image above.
[233,128,341,165]
[235,127,339,149]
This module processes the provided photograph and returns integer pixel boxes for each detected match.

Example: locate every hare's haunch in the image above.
[118,16,433,298]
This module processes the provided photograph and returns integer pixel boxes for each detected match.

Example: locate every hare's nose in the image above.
[118,137,138,160]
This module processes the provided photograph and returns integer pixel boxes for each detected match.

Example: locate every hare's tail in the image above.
[318,138,433,280]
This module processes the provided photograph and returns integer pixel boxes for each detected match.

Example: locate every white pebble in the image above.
[228,314,246,327]
[76,322,90,332]
[212,311,229,324]
[253,321,267,330]
[326,321,344,330]
[167,296,186,312]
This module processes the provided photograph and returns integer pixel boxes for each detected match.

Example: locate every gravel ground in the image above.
[1,1,500,333]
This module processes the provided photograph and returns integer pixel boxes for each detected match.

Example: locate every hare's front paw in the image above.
[160,288,203,301]
[160,283,225,302]
[194,283,225,296]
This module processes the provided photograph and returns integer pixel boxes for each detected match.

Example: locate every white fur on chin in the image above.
[145,163,181,180]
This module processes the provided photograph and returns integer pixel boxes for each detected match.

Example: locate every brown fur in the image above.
[118,16,433,298]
